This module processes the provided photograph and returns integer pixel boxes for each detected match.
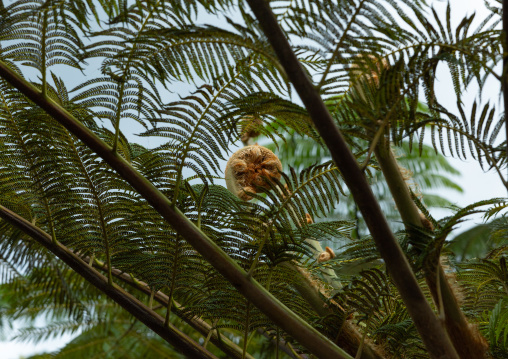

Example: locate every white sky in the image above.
[2,0,505,357]
[425,0,506,225]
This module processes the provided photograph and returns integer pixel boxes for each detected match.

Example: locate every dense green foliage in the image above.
[0,0,507,358]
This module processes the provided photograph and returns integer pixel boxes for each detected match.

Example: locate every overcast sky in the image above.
[426,0,506,224]
[2,1,505,357]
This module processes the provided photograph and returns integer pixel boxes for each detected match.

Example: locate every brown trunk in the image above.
[426,267,488,359]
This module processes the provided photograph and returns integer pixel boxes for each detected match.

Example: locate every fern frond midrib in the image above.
[317,0,367,89]
[272,164,340,225]
[172,62,257,203]
[0,90,58,240]
[64,134,114,280]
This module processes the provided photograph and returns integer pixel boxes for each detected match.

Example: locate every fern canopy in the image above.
[0,0,506,358]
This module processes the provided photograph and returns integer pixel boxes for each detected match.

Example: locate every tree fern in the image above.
[0,0,507,358]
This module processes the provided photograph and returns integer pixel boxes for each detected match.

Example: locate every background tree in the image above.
[0,0,506,358]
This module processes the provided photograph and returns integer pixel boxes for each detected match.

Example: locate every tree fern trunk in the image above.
[243,1,460,358]
[374,143,488,358]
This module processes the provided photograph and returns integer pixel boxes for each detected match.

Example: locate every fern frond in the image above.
[486,298,508,352]
[0,0,87,92]
[458,257,508,313]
